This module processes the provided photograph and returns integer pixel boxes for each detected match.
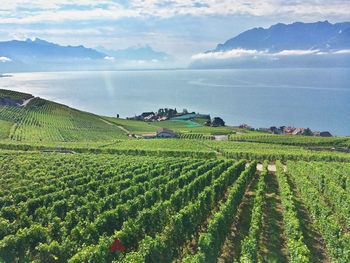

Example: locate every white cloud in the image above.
[0,6,138,24]
[192,49,267,60]
[104,56,115,60]
[192,48,350,60]
[0,0,349,24]
[274,49,321,56]
[333,49,350,54]
[0,56,12,62]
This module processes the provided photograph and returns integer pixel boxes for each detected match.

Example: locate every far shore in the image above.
[0,74,12,78]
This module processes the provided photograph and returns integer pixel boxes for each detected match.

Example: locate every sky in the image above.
[0,0,349,61]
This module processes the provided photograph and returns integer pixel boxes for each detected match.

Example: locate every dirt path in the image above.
[175,172,241,262]
[256,163,276,172]
[286,175,331,262]
[260,172,289,263]
[99,118,131,135]
[116,125,131,134]
[217,175,259,262]
[21,97,35,107]
[214,135,228,141]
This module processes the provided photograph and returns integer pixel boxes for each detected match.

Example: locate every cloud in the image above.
[104,56,115,60]
[274,49,321,56]
[333,49,350,54]
[191,48,350,60]
[0,0,349,24]
[0,56,12,62]
[192,49,267,60]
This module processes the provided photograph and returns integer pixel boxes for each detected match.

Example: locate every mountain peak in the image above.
[0,38,106,61]
[96,45,170,61]
[211,21,350,52]
[25,37,51,45]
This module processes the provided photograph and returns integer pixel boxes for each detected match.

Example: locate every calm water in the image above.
[1,68,349,135]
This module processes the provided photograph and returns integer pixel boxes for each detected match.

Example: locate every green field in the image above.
[0,89,349,263]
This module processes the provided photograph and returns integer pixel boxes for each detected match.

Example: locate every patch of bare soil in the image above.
[217,175,259,262]
[259,172,289,263]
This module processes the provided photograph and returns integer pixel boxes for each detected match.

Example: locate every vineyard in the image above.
[0,150,349,263]
[0,89,350,263]
[229,133,349,147]
[180,133,214,140]
[0,90,127,142]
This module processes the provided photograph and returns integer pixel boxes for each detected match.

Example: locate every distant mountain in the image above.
[190,21,350,69]
[212,21,350,52]
[0,38,106,62]
[96,45,170,61]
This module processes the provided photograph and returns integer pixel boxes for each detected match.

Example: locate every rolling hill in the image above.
[0,89,127,142]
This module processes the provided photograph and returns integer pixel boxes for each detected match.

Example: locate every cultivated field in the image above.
[0,89,349,263]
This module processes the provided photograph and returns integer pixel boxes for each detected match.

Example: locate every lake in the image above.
[1,68,349,135]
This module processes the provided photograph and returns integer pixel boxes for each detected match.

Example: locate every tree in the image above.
[302,128,313,136]
[211,117,225,127]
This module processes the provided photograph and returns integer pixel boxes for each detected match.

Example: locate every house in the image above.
[239,124,251,129]
[140,112,155,120]
[258,127,270,133]
[156,128,178,138]
[142,133,157,139]
[269,126,283,134]
[292,128,305,135]
[144,114,156,121]
[158,116,168,121]
[320,131,332,137]
[283,127,295,135]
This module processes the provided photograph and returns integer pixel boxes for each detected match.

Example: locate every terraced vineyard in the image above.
[0,89,349,263]
[229,133,349,147]
[0,90,127,142]
[0,150,349,263]
[180,133,214,140]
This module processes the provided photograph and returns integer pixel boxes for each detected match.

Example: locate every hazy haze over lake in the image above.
[1,68,349,135]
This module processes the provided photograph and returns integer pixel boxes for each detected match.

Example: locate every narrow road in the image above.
[99,118,131,135]
[116,125,131,135]
[21,97,35,107]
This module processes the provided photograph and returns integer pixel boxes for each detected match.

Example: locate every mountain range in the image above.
[211,21,350,52]
[96,45,170,61]
[1,21,349,71]
[0,38,106,62]
[191,21,350,68]
[0,38,171,71]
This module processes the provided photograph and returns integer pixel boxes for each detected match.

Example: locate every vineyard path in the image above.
[99,118,131,135]
[21,97,35,107]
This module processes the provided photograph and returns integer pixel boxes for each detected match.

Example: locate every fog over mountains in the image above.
[0,38,106,61]
[96,45,170,62]
[191,21,350,68]
[1,21,350,71]
[0,38,171,72]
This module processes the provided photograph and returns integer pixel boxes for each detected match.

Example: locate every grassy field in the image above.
[0,89,349,263]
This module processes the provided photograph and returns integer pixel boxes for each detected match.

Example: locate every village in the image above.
[239,124,333,137]
[127,108,226,139]
[126,108,333,139]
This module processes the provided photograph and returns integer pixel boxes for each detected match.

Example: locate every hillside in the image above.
[0,89,238,142]
[0,89,127,142]
[0,89,350,263]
